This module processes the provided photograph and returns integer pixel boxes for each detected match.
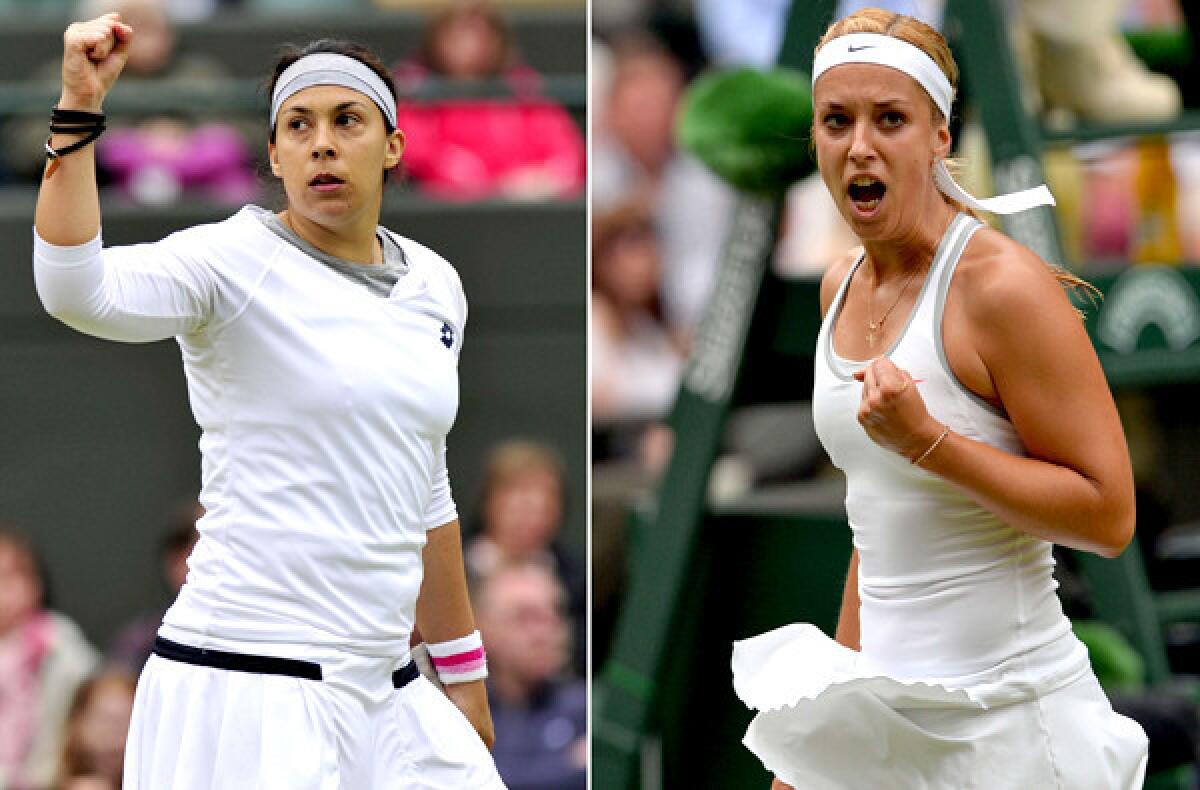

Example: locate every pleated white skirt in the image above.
[124,652,506,789]
[733,624,1148,789]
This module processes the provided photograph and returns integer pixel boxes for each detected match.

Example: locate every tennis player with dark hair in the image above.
[732,8,1148,789]
[34,13,505,788]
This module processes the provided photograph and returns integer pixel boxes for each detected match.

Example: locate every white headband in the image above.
[811,32,1054,215]
[270,53,397,131]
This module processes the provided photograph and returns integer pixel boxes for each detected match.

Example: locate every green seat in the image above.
[1074,541,1200,788]
[1147,766,1198,790]
[1075,538,1200,688]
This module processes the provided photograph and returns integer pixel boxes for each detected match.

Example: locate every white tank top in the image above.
[812,213,1090,696]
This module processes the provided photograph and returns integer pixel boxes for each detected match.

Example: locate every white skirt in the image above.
[733,624,1148,789]
[124,652,506,789]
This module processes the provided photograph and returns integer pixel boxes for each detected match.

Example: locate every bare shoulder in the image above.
[820,245,864,318]
[953,226,1076,326]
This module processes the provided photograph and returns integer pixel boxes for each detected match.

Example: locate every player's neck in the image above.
[861,201,955,281]
[281,207,382,265]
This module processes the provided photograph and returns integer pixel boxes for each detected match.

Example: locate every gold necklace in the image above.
[866,260,923,347]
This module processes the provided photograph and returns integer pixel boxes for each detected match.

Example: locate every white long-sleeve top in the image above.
[34,206,466,657]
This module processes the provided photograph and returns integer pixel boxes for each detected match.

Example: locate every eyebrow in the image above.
[282,100,371,116]
[818,97,912,110]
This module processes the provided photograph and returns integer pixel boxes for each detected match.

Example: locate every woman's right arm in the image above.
[767,257,860,790]
[821,251,863,652]
[773,552,858,784]
[35,13,131,245]
[834,548,860,650]
[33,14,215,342]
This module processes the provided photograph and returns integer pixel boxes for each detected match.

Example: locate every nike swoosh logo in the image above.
[847,45,875,52]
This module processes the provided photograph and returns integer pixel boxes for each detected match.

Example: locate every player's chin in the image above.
[842,201,904,242]
[838,205,885,240]
[306,184,355,204]
[299,192,358,221]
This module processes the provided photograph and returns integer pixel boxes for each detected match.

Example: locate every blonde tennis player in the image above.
[733,9,1148,789]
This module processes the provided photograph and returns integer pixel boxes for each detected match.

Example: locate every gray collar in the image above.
[249,205,409,298]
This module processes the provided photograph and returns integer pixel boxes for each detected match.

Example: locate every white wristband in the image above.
[426,630,487,684]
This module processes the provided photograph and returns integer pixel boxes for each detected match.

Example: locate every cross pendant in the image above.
[867,322,879,347]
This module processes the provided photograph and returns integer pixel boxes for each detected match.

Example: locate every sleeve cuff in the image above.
[33,227,102,266]
[424,505,459,531]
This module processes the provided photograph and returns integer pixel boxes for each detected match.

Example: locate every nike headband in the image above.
[812,32,1054,215]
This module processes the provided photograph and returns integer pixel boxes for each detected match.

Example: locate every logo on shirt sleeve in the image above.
[440,322,455,349]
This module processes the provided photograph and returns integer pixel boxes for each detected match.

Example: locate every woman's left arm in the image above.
[415,519,496,749]
[857,247,1135,557]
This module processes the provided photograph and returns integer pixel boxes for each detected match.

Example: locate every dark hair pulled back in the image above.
[266,38,398,143]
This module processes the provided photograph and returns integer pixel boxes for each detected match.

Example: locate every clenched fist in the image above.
[853,357,944,462]
[59,12,133,112]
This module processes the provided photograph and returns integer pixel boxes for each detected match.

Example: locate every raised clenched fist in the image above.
[853,357,942,462]
[59,13,134,112]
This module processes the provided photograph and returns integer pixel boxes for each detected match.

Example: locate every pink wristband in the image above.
[426,630,488,683]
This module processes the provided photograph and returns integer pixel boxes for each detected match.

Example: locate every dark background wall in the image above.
[0,8,585,649]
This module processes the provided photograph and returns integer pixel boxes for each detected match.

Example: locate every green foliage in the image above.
[676,67,816,195]
[1073,619,1145,692]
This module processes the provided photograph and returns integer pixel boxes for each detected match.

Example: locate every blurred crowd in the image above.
[467,439,588,790]
[0,0,582,14]
[590,25,734,472]
[1,524,137,790]
[394,1,585,200]
[0,438,583,790]
[0,0,584,204]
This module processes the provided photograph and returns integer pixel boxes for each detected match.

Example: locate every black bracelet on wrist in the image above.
[44,105,106,178]
[51,106,105,122]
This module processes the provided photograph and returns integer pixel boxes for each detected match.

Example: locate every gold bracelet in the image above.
[912,425,950,466]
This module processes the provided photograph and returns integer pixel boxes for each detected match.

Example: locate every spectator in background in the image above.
[591,198,685,425]
[0,527,99,790]
[0,0,239,19]
[87,0,256,205]
[591,34,680,207]
[475,562,586,790]
[593,32,735,334]
[392,0,584,201]
[0,0,75,15]
[107,501,200,672]
[586,199,677,652]
[694,0,791,67]
[466,440,585,674]
[3,0,255,205]
[57,670,138,790]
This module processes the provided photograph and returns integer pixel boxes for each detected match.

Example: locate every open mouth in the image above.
[309,173,346,189]
[847,176,886,211]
